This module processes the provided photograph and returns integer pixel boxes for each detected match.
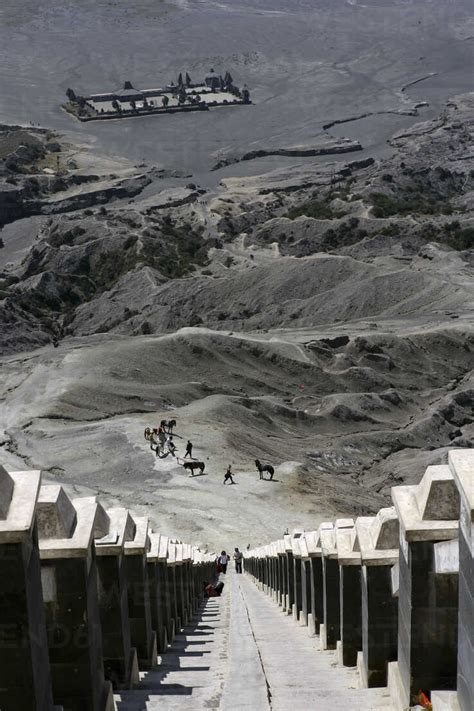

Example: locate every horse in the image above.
[183,461,205,476]
[160,419,177,434]
[255,459,274,481]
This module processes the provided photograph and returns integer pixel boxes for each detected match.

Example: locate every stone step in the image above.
[116,572,397,711]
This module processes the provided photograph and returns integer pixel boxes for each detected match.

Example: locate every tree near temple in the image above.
[178,85,187,104]
[66,88,76,102]
[185,72,192,87]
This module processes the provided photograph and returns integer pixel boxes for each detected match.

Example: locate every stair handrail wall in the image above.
[243,449,473,711]
[0,465,216,711]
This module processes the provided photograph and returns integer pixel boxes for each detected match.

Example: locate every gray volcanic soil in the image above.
[0,0,473,178]
[1,1,473,549]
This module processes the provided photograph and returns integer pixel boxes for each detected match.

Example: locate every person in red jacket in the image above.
[203,581,224,597]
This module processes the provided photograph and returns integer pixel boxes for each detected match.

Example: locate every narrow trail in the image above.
[115,571,394,710]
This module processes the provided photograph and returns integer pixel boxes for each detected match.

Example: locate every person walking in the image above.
[218,551,229,574]
[184,440,193,458]
[233,547,243,574]
[223,465,235,485]
[167,436,176,456]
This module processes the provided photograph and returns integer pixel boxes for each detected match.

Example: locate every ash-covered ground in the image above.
[0,0,473,549]
[1,0,473,176]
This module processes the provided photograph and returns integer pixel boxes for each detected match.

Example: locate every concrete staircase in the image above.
[115,572,395,710]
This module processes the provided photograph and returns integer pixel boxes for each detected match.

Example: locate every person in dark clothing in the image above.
[223,465,235,485]
[233,547,243,573]
[203,581,224,597]
[217,551,229,574]
[184,440,193,458]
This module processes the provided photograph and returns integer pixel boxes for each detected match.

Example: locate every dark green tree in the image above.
[178,85,187,104]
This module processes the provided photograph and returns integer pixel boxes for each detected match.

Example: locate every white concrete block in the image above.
[0,465,14,519]
[434,539,459,574]
[391,561,399,597]
[307,612,316,637]
[431,690,461,710]
[357,650,368,688]
[320,623,327,650]
[129,648,140,687]
[387,661,409,711]
[40,566,57,603]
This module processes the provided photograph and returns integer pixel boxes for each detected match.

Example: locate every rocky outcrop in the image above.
[213,137,363,170]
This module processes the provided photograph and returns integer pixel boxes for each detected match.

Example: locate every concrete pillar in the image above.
[95,506,139,689]
[157,535,174,643]
[190,548,202,611]
[184,553,194,619]
[301,559,312,627]
[0,467,53,711]
[271,554,278,599]
[297,535,311,626]
[285,538,294,613]
[293,555,303,621]
[174,548,187,628]
[264,555,269,592]
[305,530,324,635]
[320,522,340,650]
[449,450,473,711]
[336,520,361,667]
[356,507,399,687]
[279,551,287,610]
[167,543,180,632]
[155,534,174,651]
[290,533,305,620]
[124,516,157,670]
[389,465,460,710]
[147,533,167,654]
[37,485,114,711]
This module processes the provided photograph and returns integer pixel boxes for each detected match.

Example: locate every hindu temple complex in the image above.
[64,70,251,122]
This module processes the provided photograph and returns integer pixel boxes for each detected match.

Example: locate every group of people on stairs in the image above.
[203,548,243,597]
